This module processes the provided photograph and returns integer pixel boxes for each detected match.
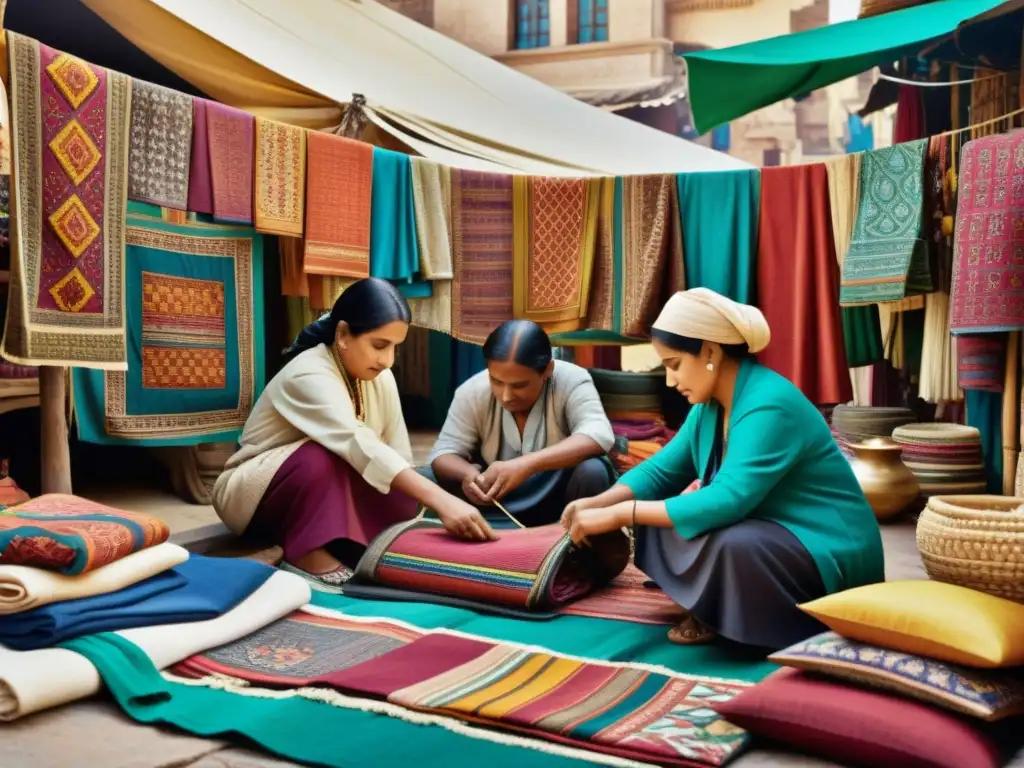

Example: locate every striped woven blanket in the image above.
[0,494,169,574]
[352,520,629,612]
[173,608,752,767]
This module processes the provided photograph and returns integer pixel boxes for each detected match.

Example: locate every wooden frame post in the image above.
[39,365,71,494]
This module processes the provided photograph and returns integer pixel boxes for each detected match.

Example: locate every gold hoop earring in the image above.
[706,362,714,372]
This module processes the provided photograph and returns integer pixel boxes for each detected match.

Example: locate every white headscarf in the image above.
[652,288,771,354]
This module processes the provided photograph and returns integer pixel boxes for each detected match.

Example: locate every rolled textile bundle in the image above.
[0,542,189,614]
[0,569,311,721]
[832,405,917,445]
[599,391,662,415]
[352,520,629,613]
[891,423,987,497]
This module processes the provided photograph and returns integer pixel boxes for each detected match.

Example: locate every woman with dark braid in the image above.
[213,278,494,591]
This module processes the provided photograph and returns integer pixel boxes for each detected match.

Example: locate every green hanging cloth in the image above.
[676,169,759,303]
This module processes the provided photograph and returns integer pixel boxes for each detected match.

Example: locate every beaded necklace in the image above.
[331,344,366,422]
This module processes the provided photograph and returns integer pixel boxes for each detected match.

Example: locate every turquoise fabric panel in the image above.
[370,147,420,282]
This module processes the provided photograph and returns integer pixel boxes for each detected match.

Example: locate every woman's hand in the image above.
[566,504,629,546]
[560,496,602,531]
[480,458,532,502]
[434,494,497,542]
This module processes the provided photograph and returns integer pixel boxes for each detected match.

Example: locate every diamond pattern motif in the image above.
[45,52,99,109]
[48,194,101,258]
[49,120,102,186]
[48,267,96,312]
[528,177,586,309]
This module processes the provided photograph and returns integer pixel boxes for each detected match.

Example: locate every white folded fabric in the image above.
[0,543,191,615]
[0,569,311,720]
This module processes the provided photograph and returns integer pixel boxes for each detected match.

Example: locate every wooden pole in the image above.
[39,365,72,494]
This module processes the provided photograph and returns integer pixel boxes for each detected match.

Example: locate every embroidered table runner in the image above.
[174,609,753,767]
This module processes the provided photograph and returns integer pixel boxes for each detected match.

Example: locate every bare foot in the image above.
[668,615,715,645]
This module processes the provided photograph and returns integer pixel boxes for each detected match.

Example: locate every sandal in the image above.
[667,615,716,645]
[280,561,354,594]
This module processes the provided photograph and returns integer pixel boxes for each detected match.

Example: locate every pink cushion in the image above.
[714,668,1005,768]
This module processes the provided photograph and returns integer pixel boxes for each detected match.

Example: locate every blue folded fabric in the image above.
[0,555,274,651]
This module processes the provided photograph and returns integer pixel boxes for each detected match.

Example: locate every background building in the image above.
[379,0,893,164]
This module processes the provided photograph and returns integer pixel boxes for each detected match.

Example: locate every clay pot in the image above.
[848,437,920,521]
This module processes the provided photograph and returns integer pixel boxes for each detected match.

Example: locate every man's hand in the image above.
[480,458,533,502]
[460,465,491,506]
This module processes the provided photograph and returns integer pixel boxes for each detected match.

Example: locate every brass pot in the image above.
[848,437,920,521]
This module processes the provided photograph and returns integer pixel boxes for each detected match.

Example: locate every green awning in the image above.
[682,0,1009,134]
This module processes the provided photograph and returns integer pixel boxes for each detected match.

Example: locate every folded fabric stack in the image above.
[891,424,987,497]
[610,419,677,474]
[590,368,664,422]
[713,580,1024,768]
[831,405,917,452]
[0,493,311,720]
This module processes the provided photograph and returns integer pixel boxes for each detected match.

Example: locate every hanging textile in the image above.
[957,334,1005,392]
[825,153,883,369]
[676,169,757,304]
[1001,332,1020,495]
[303,132,372,279]
[1,34,130,369]
[757,164,851,406]
[73,202,265,446]
[512,176,600,333]
[587,175,685,338]
[410,279,452,335]
[410,158,453,280]
[840,140,931,305]
[127,80,193,211]
[919,134,961,404]
[450,169,514,345]
[253,117,306,238]
[369,148,420,283]
[950,130,1024,334]
[278,237,309,298]
[186,98,213,214]
[893,84,926,144]
[206,102,254,225]
[966,389,1004,494]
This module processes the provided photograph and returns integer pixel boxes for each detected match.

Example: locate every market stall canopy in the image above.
[70,0,750,175]
[681,0,1009,135]
[926,0,1024,71]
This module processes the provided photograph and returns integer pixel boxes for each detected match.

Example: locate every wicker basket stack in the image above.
[591,368,664,422]
[831,406,917,449]
[858,0,937,18]
[917,495,1024,603]
[891,423,987,498]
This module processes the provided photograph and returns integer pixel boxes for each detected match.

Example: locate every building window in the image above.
[515,0,550,49]
[572,0,609,44]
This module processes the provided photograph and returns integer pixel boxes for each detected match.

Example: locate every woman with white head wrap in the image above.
[562,289,884,650]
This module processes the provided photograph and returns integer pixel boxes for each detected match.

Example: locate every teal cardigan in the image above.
[620,359,884,594]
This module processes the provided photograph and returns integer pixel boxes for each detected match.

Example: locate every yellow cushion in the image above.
[799,581,1024,668]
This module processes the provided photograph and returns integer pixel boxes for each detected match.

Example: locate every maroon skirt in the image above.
[247,441,418,565]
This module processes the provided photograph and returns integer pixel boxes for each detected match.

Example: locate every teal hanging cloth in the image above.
[676,169,759,303]
[370,148,420,283]
[965,389,1003,493]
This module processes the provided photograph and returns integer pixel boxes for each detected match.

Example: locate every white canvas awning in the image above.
[76,0,751,175]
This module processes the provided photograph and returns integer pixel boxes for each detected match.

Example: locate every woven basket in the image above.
[858,0,937,18]
[916,495,1024,603]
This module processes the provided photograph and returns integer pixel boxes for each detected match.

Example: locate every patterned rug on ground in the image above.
[172,607,753,767]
